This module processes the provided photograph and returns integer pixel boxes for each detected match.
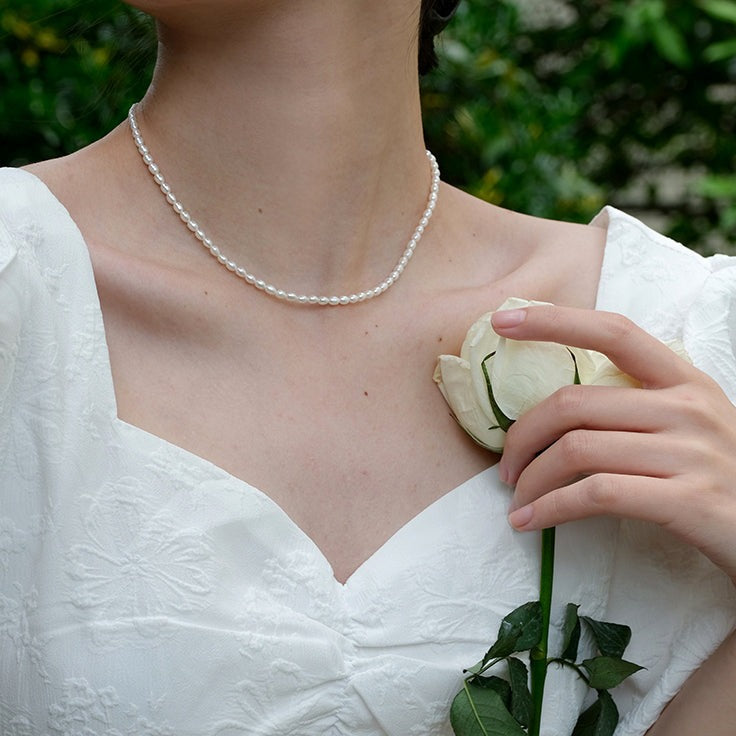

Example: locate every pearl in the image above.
[127,103,440,307]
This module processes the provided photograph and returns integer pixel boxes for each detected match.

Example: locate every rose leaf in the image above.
[482,601,543,662]
[580,617,632,659]
[561,603,581,661]
[581,657,644,690]
[571,690,619,736]
[450,682,527,736]
[507,656,532,728]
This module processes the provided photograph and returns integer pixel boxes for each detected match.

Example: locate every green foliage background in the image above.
[2,0,735,253]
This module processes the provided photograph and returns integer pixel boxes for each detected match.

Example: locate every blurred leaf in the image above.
[697,0,736,24]
[704,38,736,61]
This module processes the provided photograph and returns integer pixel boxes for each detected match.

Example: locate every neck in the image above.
[130,0,433,297]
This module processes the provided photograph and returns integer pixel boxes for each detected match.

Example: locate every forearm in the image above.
[646,628,736,735]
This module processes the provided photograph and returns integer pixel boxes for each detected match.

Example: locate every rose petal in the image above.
[462,317,501,423]
[492,338,577,419]
[434,355,507,452]
[579,349,640,388]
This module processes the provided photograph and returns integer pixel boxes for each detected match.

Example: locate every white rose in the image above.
[433,297,640,453]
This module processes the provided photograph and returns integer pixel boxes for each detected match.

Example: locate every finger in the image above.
[508,473,736,581]
[510,430,689,510]
[508,473,685,531]
[498,383,700,484]
[491,305,693,389]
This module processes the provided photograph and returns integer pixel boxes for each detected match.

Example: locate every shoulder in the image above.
[439,184,607,310]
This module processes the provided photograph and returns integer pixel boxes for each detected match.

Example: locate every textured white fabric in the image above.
[0,167,734,736]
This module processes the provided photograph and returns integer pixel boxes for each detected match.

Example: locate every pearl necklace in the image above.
[127,104,440,306]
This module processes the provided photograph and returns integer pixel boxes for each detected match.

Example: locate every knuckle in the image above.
[602,312,636,342]
[557,429,593,464]
[584,474,619,511]
[551,385,585,417]
[670,385,716,428]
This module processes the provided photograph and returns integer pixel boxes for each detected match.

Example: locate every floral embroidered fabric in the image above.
[1,168,734,736]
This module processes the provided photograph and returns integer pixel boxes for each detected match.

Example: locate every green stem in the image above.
[529,527,556,736]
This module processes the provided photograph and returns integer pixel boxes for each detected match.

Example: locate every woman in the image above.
[1,0,734,733]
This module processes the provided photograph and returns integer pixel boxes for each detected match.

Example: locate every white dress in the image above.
[0,168,734,736]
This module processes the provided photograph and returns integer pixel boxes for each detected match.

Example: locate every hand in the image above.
[492,304,736,585]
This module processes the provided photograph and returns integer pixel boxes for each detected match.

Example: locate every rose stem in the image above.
[529,526,556,736]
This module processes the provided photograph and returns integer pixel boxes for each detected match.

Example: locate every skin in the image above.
[22,0,735,730]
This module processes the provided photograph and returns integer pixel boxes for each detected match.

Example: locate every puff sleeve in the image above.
[0,201,26,415]
[592,207,736,735]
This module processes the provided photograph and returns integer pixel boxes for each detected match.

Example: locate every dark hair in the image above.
[418,0,461,75]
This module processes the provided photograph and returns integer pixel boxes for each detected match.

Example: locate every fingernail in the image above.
[508,504,534,529]
[492,309,527,329]
[497,462,509,485]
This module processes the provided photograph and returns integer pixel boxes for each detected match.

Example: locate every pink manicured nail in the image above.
[508,504,534,529]
[492,309,527,329]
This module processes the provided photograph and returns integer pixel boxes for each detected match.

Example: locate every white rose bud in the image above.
[434,297,643,452]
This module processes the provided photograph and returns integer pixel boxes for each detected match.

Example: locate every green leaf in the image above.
[696,174,736,199]
[580,617,632,659]
[507,657,532,728]
[471,674,512,707]
[697,0,736,24]
[450,681,528,736]
[704,38,736,62]
[561,603,581,661]
[572,690,619,736]
[651,22,691,68]
[582,657,644,690]
[481,353,514,432]
[483,601,543,661]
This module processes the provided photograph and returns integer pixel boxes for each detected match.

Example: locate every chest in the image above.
[100,284,496,582]
[89,229,603,583]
